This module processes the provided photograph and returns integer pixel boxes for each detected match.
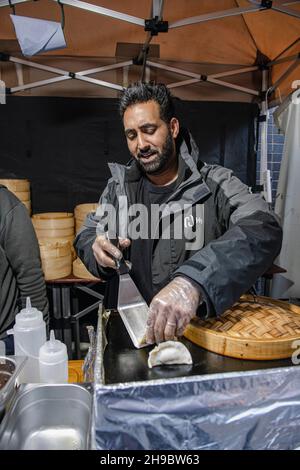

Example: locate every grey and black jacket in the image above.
[0,186,49,338]
[74,133,282,318]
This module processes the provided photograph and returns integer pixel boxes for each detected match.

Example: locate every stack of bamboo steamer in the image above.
[0,178,31,214]
[32,212,74,280]
[73,203,99,280]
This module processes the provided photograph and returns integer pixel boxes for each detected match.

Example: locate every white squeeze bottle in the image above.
[39,330,68,383]
[12,297,47,383]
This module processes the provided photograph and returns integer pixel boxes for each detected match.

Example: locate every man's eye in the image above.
[145,128,156,134]
[127,133,136,140]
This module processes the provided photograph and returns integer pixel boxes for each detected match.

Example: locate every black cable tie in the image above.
[200,74,207,81]
[0,52,10,61]
[259,64,269,71]
[261,0,272,9]
[144,17,168,36]
[258,114,267,122]
[69,72,76,79]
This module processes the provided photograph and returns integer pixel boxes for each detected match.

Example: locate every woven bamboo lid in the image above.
[184,295,300,360]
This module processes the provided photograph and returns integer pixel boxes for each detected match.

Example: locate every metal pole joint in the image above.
[144,16,168,36]
[261,0,272,9]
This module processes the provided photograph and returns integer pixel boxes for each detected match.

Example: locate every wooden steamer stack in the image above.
[0,179,31,214]
[32,213,74,280]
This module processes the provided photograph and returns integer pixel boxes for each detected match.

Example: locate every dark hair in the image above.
[119,82,175,123]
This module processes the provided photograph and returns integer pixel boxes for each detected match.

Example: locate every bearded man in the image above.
[74,82,282,345]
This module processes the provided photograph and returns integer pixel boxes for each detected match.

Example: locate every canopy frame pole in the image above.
[268,53,300,66]
[147,60,260,96]
[268,57,300,94]
[2,53,261,96]
[1,54,129,93]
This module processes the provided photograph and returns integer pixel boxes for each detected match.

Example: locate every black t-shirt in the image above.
[129,175,182,304]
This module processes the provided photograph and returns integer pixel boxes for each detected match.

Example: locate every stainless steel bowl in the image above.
[0,383,92,450]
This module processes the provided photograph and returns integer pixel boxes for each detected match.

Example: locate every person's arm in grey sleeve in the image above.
[74,180,120,280]
[3,201,49,323]
[174,165,283,317]
[74,211,117,280]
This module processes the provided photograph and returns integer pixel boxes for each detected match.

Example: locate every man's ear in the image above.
[170,117,180,139]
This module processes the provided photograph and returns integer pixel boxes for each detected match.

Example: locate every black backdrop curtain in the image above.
[0,97,258,213]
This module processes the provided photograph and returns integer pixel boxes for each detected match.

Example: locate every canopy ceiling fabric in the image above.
[0,0,300,101]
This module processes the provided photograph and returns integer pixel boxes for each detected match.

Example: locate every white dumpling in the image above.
[148,341,193,368]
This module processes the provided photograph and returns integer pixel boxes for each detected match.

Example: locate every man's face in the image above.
[123,100,179,175]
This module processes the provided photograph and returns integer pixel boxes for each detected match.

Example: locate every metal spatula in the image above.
[107,232,150,349]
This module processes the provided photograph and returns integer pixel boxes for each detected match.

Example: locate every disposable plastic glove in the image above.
[146,276,202,344]
[92,235,131,269]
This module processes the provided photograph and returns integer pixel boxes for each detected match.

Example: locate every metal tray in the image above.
[0,356,27,421]
[0,384,92,450]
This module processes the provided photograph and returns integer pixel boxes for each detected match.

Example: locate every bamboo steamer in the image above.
[0,179,31,214]
[73,257,98,280]
[184,295,300,360]
[0,178,30,192]
[74,203,98,233]
[39,241,72,280]
[32,212,74,229]
[32,213,74,239]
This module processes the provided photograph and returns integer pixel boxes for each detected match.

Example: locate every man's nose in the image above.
[137,133,149,151]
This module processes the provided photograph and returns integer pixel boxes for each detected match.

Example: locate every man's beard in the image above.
[134,131,175,175]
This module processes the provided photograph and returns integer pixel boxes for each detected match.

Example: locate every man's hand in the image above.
[146,276,201,344]
[92,235,131,269]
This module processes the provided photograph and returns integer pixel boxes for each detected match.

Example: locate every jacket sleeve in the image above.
[174,165,283,317]
[74,181,117,281]
[3,200,49,323]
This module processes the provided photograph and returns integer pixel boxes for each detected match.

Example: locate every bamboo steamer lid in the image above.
[73,257,98,280]
[0,178,30,192]
[32,212,74,229]
[13,190,30,202]
[184,295,300,360]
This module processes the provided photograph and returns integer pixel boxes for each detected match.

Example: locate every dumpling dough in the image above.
[148,341,193,368]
